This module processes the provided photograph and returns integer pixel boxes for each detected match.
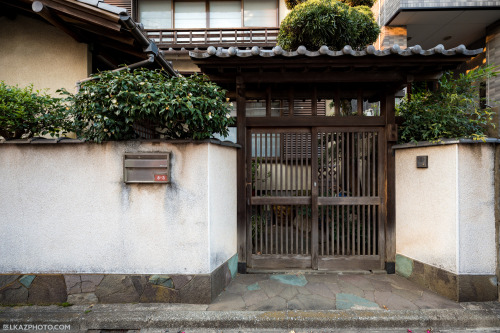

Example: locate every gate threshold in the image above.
[246,268,387,275]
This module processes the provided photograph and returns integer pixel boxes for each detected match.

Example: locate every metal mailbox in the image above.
[124,153,171,184]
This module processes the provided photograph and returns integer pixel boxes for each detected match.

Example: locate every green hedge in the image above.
[0,82,71,140]
[397,66,498,143]
[60,69,233,143]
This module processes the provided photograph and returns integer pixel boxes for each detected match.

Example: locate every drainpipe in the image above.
[119,14,178,77]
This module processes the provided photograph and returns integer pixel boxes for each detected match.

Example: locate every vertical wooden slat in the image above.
[379,127,386,265]
[341,132,345,255]
[259,136,263,253]
[319,133,324,256]
[246,128,253,262]
[335,132,340,255]
[357,132,361,256]
[311,127,319,269]
[271,135,275,254]
[288,89,294,116]
[327,133,331,254]
[362,133,366,256]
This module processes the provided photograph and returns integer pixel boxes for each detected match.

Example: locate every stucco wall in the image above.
[0,141,237,275]
[0,15,89,95]
[396,144,458,273]
[457,144,496,274]
[396,143,497,275]
[208,144,237,272]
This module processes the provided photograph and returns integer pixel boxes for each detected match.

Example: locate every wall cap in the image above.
[393,138,500,150]
[0,138,241,149]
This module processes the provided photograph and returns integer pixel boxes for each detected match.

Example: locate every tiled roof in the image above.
[190,44,483,59]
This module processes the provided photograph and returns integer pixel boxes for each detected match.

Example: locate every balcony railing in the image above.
[145,27,279,49]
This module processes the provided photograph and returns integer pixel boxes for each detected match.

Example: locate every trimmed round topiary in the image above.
[277,0,380,51]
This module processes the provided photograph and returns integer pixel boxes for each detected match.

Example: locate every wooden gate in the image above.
[247,127,385,270]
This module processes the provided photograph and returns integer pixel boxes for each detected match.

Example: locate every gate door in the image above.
[247,127,385,270]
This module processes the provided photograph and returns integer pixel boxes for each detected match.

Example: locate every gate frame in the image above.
[191,48,481,273]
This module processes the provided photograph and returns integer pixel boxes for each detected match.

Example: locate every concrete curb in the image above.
[1,304,500,330]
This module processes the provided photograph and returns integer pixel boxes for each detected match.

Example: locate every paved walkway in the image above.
[2,273,500,332]
[208,273,462,311]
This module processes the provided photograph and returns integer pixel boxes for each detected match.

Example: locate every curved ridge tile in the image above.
[306,50,321,57]
[236,50,253,57]
[190,44,483,59]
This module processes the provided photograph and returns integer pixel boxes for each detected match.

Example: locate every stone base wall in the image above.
[396,254,498,302]
[0,255,237,305]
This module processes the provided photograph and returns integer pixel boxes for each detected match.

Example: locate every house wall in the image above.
[0,141,237,275]
[395,142,498,301]
[487,23,500,134]
[0,15,89,95]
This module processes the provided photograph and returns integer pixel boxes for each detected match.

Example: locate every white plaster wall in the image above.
[0,16,89,95]
[208,144,237,271]
[457,144,496,274]
[396,145,458,273]
[0,142,237,275]
[396,143,497,275]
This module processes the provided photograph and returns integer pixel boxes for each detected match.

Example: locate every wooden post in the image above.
[383,92,397,273]
[236,76,248,272]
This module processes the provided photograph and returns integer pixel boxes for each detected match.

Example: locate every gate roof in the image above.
[190,44,483,96]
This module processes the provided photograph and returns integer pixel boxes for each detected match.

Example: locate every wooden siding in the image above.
[103,0,132,13]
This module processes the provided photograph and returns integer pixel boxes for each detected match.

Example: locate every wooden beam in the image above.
[246,116,385,127]
[32,1,83,43]
[44,0,121,23]
[39,0,122,32]
[203,72,406,85]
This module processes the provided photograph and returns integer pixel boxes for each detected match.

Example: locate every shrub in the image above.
[397,66,498,143]
[59,69,233,143]
[278,0,380,51]
[0,82,71,140]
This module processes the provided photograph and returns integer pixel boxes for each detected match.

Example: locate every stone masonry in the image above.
[0,256,238,306]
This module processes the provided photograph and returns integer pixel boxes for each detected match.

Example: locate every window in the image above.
[244,0,277,27]
[174,1,206,28]
[210,1,241,28]
[138,0,278,29]
[139,0,172,29]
